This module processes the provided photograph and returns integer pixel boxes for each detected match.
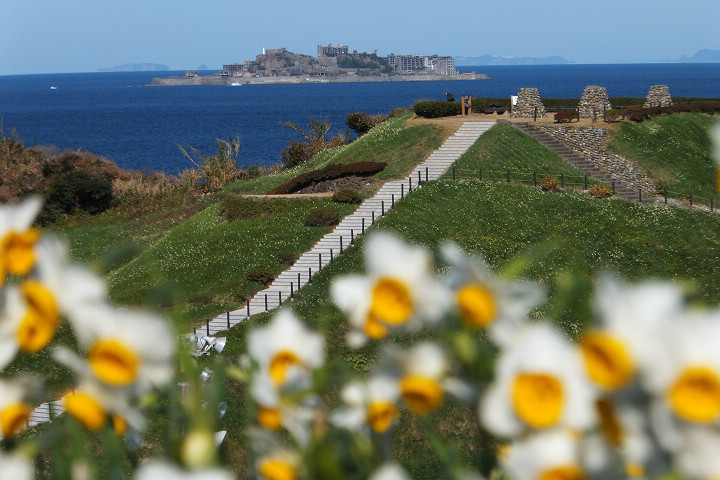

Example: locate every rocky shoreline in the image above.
[148,72,487,86]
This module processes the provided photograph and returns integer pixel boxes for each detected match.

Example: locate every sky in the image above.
[1,0,718,75]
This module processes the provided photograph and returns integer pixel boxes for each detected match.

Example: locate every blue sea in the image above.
[0,63,718,173]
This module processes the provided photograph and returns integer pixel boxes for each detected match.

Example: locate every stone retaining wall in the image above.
[537,125,656,195]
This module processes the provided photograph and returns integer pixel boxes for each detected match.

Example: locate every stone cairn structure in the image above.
[644,85,673,108]
[578,85,612,118]
[511,88,546,118]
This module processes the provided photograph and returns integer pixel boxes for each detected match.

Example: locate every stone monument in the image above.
[644,85,673,108]
[511,88,546,118]
[578,86,612,119]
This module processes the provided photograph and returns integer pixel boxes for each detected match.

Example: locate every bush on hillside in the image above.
[622,102,720,122]
[588,183,613,199]
[267,162,387,195]
[346,112,388,136]
[245,267,274,286]
[554,110,579,123]
[540,175,561,192]
[604,109,622,122]
[219,195,296,221]
[275,250,297,265]
[412,100,461,118]
[305,207,340,227]
[332,189,363,204]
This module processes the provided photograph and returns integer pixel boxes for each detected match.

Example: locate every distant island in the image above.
[99,63,169,72]
[680,49,720,63]
[149,44,486,86]
[454,55,572,66]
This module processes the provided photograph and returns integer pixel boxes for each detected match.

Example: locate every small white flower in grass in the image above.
[0,451,34,480]
[580,276,679,392]
[248,310,324,387]
[481,323,597,437]
[0,377,37,439]
[134,461,234,480]
[644,312,720,426]
[0,196,42,282]
[440,242,544,346]
[501,430,583,480]
[332,375,400,434]
[57,304,175,390]
[331,232,450,348]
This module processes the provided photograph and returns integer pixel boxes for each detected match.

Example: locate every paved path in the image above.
[193,120,495,337]
[21,121,494,431]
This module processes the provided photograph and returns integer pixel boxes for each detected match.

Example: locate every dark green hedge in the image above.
[412,100,461,118]
[267,161,387,195]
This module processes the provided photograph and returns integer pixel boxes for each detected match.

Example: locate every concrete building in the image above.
[387,54,456,75]
[318,44,349,56]
[222,63,244,76]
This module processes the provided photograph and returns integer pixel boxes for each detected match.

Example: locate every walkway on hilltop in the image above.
[193,121,496,337]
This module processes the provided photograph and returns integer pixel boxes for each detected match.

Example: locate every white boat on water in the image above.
[229,82,242,87]
[50,86,58,90]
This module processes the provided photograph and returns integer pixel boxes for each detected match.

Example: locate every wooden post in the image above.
[318,253,322,271]
[351,229,354,244]
[391,194,394,208]
[226,312,230,329]
[452,167,456,181]
[362,217,365,234]
[401,183,404,199]
[290,282,294,298]
[264,294,268,311]
[247,301,250,317]
[425,167,429,182]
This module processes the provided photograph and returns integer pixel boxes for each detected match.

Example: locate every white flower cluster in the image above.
[0,196,188,478]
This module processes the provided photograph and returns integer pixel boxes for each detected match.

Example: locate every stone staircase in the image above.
[193,121,496,337]
[510,122,637,201]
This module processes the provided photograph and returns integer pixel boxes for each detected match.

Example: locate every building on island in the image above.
[318,44,349,56]
[387,54,456,75]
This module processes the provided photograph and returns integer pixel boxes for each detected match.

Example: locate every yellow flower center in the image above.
[258,407,283,430]
[269,350,302,385]
[0,402,31,438]
[112,414,127,434]
[626,463,645,478]
[368,401,399,433]
[668,366,720,423]
[258,459,296,480]
[512,373,564,428]
[88,339,140,386]
[580,331,634,390]
[1,229,40,276]
[456,284,496,328]
[400,375,444,415]
[364,315,389,340]
[716,168,720,195]
[539,465,584,480]
[370,277,412,325]
[64,391,107,431]
[17,280,60,353]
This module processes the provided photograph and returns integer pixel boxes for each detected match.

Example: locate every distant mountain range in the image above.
[680,49,720,63]
[98,63,170,72]
[454,55,572,66]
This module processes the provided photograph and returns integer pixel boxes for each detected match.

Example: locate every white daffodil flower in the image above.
[250,373,318,447]
[501,429,584,480]
[481,323,597,438]
[0,451,34,480]
[0,286,27,368]
[669,426,720,480]
[0,195,42,282]
[440,242,544,347]
[643,312,720,426]
[134,461,234,480]
[0,377,39,439]
[332,375,400,434]
[331,231,451,348]
[580,275,680,392]
[55,304,175,390]
[248,309,325,387]
[256,450,300,480]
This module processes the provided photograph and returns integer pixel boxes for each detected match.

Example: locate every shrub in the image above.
[604,109,622,122]
[588,183,613,199]
[219,195,295,221]
[267,162,387,195]
[655,180,668,195]
[554,110,579,123]
[245,267,274,286]
[305,208,340,227]
[621,102,720,122]
[44,169,113,216]
[275,250,296,265]
[332,189,362,204]
[280,139,316,169]
[540,175,561,192]
[412,100,461,118]
[346,112,388,136]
